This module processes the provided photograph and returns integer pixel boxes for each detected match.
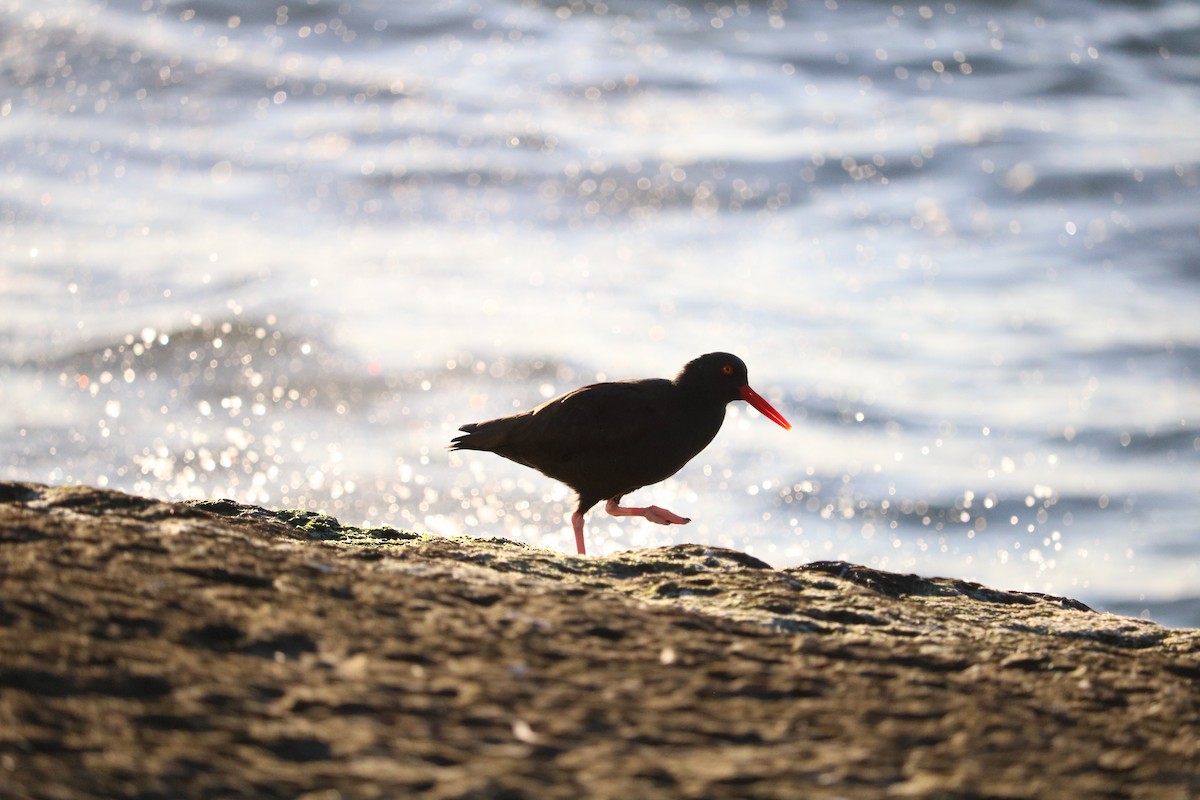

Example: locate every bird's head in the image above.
[676,353,791,430]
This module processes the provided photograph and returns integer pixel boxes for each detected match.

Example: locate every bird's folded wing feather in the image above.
[523,378,673,458]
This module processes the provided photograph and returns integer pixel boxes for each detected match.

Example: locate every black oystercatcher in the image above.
[449,352,791,555]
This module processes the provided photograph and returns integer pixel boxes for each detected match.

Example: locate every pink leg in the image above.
[604,497,691,526]
[570,511,587,556]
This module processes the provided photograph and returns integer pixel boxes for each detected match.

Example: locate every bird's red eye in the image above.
[721,364,734,375]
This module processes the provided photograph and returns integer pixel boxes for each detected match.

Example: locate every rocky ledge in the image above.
[1,481,1197,799]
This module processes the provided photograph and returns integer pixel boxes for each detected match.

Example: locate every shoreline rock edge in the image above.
[1,481,1197,799]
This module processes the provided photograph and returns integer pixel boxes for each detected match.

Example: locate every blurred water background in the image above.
[3,0,1198,625]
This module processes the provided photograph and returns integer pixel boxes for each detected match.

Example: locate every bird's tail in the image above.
[448,423,480,451]
[449,416,530,455]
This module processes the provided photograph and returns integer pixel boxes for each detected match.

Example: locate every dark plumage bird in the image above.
[449,352,791,555]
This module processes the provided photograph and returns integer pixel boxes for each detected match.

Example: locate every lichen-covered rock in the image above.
[1,481,1197,799]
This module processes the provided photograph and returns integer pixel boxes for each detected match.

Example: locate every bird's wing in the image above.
[523,378,674,458]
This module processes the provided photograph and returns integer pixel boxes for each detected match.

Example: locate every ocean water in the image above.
[2,0,1198,626]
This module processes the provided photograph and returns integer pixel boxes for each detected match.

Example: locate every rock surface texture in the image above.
[1,481,1197,799]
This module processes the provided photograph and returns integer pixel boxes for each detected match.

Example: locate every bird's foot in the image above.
[643,505,691,526]
[605,498,691,526]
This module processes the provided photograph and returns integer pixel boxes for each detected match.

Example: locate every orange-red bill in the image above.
[739,385,792,430]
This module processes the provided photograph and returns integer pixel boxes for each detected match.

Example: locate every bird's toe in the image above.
[645,505,691,525]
